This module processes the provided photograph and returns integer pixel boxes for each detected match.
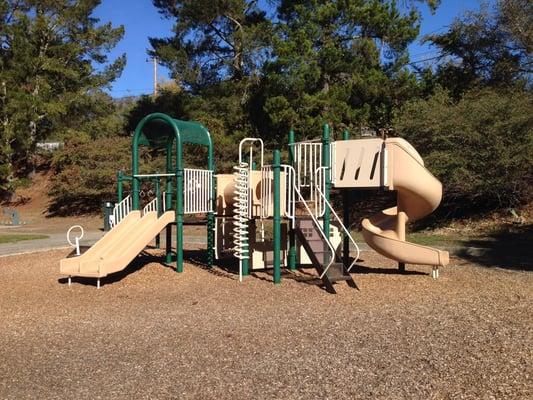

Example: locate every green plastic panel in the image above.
[138,117,211,149]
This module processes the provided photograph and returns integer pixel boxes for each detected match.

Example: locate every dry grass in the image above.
[0,248,531,399]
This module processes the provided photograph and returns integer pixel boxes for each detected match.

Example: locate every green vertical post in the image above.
[287,129,297,270]
[165,142,173,264]
[155,176,161,248]
[342,129,350,266]
[132,148,140,211]
[117,170,123,203]
[207,141,215,268]
[273,149,282,284]
[322,124,331,264]
[241,222,249,276]
[176,139,184,273]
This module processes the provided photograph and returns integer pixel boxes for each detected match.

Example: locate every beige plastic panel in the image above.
[360,137,449,267]
[216,171,286,217]
[60,211,175,278]
[332,138,385,188]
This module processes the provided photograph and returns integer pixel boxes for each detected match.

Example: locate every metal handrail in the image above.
[314,167,361,272]
[293,183,335,279]
[260,164,295,223]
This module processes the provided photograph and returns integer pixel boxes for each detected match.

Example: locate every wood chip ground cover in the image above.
[0,248,531,399]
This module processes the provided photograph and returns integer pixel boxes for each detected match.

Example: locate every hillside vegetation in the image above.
[0,0,531,224]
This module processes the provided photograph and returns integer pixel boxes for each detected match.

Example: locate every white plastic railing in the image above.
[293,141,322,194]
[260,164,295,222]
[110,195,132,228]
[260,165,272,219]
[314,166,361,272]
[330,141,337,184]
[161,191,167,212]
[143,197,158,215]
[184,168,213,214]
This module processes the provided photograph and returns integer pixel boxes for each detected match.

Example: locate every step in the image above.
[325,263,352,282]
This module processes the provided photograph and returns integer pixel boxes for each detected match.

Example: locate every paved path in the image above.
[0,230,370,257]
[0,231,105,257]
[1,230,490,259]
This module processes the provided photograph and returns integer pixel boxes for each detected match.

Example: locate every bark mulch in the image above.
[0,248,531,399]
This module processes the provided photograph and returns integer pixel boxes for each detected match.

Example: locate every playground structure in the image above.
[60,112,449,293]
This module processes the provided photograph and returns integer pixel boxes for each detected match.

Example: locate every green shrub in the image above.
[394,87,533,217]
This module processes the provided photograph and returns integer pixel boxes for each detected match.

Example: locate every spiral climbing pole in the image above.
[233,162,250,282]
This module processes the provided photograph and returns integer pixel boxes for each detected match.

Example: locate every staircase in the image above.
[294,218,357,294]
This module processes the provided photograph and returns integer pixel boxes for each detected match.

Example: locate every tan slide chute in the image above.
[361,138,449,267]
[60,210,175,278]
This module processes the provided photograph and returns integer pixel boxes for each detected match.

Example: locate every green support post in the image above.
[175,142,184,273]
[288,129,297,270]
[155,176,161,249]
[241,224,249,277]
[342,129,350,266]
[322,124,331,265]
[117,170,123,203]
[273,149,282,284]
[165,143,173,264]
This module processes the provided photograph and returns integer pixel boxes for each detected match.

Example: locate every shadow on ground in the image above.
[57,247,172,287]
[457,224,532,271]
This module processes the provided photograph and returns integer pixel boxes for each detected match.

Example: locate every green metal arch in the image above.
[130,112,216,273]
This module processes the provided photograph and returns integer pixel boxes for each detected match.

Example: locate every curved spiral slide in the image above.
[361,138,449,267]
[60,210,175,278]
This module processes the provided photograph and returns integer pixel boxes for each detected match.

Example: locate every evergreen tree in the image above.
[255,0,437,141]
[0,0,125,191]
[424,0,532,97]
[150,0,272,91]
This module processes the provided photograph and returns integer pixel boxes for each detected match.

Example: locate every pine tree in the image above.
[256,0,437,140]
[150,0,272,91]
[424,0,532,97]
[0,0,125,191]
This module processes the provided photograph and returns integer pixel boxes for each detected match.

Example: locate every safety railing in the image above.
[184,168,213,214]
[110,195,132,228]
[161,191,167,212]
[293,183,335,278]
[292,141,322,193]
[260,165,272,219]
[260,164,295,222]
[143,197,158,215]
[314,166,361,272]
[330,141,337,184]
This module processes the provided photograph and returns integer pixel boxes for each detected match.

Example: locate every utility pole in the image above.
[152,57,158,96]
[147,57,158,96]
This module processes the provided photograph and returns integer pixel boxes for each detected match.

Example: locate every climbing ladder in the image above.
[261,152,359,293]
[290,139,360,293]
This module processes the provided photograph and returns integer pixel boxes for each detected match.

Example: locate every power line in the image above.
[407,54,444,66]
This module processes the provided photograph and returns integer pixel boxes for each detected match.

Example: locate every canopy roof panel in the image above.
[137,114,212,149]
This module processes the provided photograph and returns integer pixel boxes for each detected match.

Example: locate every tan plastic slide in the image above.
[361,138,449,267]
[60,210,175,278]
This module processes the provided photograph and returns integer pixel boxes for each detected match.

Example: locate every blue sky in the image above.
[94,0,487,98]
